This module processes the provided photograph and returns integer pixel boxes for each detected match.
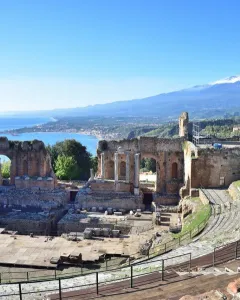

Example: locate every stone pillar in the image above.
[162,152,167,193]
[126,152,130,183]
[134,153,140,195]
[90,168,94,180]
[114,152,118,182]
[101,153,105,179]
[179,112,189,138]
[10,156,17,185]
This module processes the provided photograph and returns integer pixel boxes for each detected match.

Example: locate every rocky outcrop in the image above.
[228,181,240,201]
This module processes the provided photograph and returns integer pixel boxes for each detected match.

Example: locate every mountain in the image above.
[4,76,240,120]
[53,75,240,119]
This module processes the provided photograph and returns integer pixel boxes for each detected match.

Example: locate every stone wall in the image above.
[153,193,179,206]
[182,141,240,193]
[57,213,115,235]
[15,177,55,189]
[98,136,184,153]
[0,208,66,235]
[0,188,68,209]
[2,217,52,235]
[76,182,144,211]
[180,141,197,197]
[191,148,240,188]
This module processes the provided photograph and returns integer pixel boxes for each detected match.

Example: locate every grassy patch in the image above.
[173,197,211,239]
[233,181,240,188]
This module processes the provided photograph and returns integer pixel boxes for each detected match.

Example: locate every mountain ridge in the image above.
[1,75,240,120]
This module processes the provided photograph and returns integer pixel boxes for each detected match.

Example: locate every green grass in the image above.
[233,181,240,188]
[173,197,211,239]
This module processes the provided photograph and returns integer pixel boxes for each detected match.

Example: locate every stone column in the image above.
[114,152,118,182]
[101,153,105,179]
[11,156,17,185]
[134,153,140,195]
[90,168,94,180]
[162,152,167,193]
[126,152,130,183]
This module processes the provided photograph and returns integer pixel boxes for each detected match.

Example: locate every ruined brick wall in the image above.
[0,188,68,208]
[57,220,114,235]
[98,137,184,153]
[76,184,144,210]
[97,136,185,195]
[190,147,240,188]
[180,141,197,197]
[0,217,52,235]
[0,137,56,187]
[15,178,55,189]
[91,181,131,192]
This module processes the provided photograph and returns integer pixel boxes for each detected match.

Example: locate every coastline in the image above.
[2,128,118,141]
[0,116,129,141]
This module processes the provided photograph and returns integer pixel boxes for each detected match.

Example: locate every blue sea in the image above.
[0,117,51,131]
[0,117,98,158]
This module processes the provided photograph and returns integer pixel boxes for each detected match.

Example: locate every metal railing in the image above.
[0,253,192,299]
[1,238,240,299]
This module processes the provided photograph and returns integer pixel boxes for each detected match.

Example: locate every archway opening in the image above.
[140,157,157,210]
[0,155,12,186]
[140,157,157,188]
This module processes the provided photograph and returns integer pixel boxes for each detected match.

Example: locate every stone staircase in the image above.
[148,188,240,268]
[203,188,234,211]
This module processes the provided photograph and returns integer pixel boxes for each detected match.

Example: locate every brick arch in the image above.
[140,154,158,192]
[0,154,14,184]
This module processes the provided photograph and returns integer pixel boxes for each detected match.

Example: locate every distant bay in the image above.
[2,132,98,155]
[0,117,98,156]
[0,117,51,131]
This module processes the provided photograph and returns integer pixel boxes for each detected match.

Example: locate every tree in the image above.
[145,158,156,173]
[140,158,156,173]
[1,161,10,178]
[140,158,146,170]
[47,139,92,180]
[55,156,78,180]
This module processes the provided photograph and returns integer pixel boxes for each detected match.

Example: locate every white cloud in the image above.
[0,77,188,112]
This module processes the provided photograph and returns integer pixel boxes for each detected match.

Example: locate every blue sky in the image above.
[0,0,240,111]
